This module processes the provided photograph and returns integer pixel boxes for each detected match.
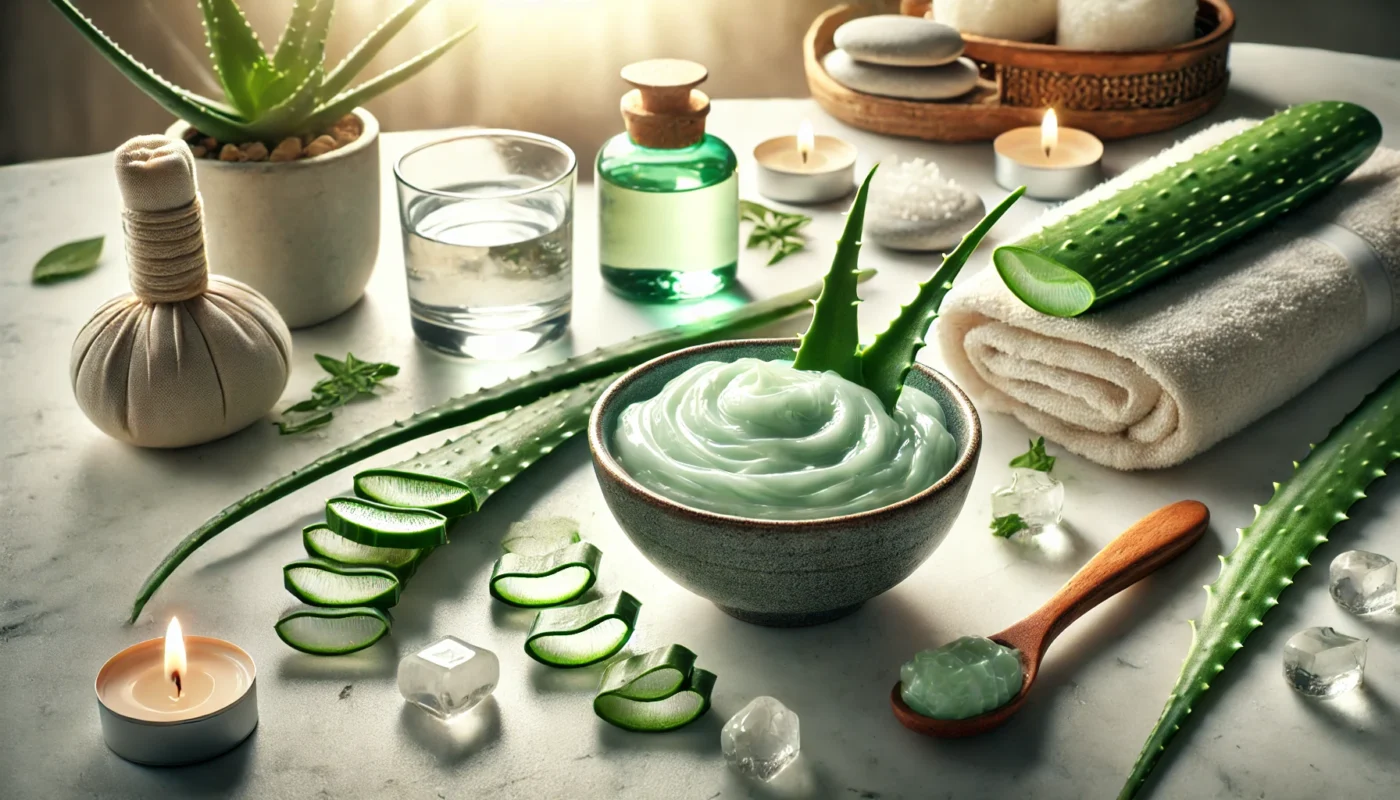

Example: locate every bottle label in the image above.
[599,174,738,272]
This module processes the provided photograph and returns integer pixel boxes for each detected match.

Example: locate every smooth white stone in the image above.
[867,158,985,251]
[822,51,978,101]
[832,15,964,67]
[934,0,1056,42]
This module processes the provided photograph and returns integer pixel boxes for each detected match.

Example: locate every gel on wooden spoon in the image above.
[892,500,1209,737]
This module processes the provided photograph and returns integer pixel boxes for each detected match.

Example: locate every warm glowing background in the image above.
[2,0,1396,166]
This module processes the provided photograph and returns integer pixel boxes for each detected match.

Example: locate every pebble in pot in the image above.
[823,50,978,101]
[70,135,292,448]
[833,15,964,67]
[866,156,985,252]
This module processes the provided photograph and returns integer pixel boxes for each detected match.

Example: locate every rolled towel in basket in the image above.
[937,121,1400,470]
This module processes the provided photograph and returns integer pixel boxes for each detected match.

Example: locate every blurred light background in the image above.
[3,0,1397,166]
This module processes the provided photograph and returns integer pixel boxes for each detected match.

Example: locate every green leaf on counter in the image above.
[278,353,400,435]
[32,236,104,284]
[740,200,812,265]
[1009,437,1055,473]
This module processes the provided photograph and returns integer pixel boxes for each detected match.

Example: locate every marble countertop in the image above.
[2,43,1399,800]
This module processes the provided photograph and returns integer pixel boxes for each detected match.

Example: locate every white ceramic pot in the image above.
[165,108,381,328]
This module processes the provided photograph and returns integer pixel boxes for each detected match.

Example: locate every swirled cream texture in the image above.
[613,358,957,520]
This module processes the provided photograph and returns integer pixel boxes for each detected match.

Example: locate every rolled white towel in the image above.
[937,121,1400,470]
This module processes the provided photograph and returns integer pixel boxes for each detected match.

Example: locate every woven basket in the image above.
[806,1,1234,141]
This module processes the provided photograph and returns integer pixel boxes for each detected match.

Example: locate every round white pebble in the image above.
[833,15,965,67]
[866,157,986,251]
[822,51,978,101]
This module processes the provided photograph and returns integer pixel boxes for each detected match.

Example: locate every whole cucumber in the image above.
[993,101,1382,317]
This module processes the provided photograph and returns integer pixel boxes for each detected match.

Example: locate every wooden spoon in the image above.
[891,499,1210,738]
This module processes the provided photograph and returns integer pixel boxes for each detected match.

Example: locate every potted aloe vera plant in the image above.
[49,0,475,327]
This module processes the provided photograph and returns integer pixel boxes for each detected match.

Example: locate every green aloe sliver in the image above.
[490,542,601,608]
[502,517,581,555]
[525,591,641,668]
[594,647,716,733]
[302,522,424,577]
[283,558,401,608]
[274,605,391,656]
[325,497,447,549]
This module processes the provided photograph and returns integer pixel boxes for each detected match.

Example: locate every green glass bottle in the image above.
[598,60,738,302]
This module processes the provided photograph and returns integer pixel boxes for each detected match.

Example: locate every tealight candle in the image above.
[96,618,258,766]
[753,121,858,204]
[993,110,1104,201]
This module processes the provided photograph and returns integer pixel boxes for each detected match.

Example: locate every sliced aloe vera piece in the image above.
[325,497,447,549]
[303,522,424,578]
[502,517,581,555]
[490,542,601,607]
[283,558,401,608]
[525,591,641,668]
[355,377,615,517]
[595,664,717,733]
[274,605,391,655]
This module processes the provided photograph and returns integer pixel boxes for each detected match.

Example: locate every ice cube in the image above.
[721,696,800,781]
[990,468,1064,535]
[1328,549,1397,614]
[1282,626,1367,698]
[397,636,499,719]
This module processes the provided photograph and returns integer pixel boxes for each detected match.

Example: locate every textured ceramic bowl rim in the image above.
[164,107,380,173]
[589,337,981,529]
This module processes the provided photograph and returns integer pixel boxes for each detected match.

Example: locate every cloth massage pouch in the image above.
[933,0,1057,42]
[71,135,292,448]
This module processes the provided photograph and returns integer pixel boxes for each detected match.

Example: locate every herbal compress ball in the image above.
[71,135,292,448]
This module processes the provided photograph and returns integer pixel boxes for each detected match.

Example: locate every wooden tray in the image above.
[806,1,1234,142]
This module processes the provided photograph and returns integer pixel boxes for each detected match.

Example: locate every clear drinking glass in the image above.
[395,131,575,358]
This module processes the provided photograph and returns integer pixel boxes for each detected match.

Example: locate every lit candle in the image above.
[753,121,858,204]
[96,617,258,766]
[993,109,1104,201]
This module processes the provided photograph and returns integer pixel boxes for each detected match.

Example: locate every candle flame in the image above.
[1041,109,1058,158]
[164,617,186,697]
[797,120,814,165]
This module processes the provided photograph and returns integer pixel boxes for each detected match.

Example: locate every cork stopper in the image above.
[620,59,711,149]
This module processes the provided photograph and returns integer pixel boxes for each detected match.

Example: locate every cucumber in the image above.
[993,101,1382,317]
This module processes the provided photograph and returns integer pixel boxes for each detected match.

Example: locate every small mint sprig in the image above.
[991,514,1029,539]
[1009,437,1055,472]
[740,200,812,266]
[278,353,400,435]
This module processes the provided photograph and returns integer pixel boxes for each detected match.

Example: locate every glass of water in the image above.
[394,131,575,358]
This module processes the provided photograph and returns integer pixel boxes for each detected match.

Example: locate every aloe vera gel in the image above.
[900,636,1023,720]
[613,359,957,520]
[598,60,738,301]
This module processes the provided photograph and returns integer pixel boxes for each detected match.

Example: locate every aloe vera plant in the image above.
[994,101,1381,317]
[793,165,1023,411]
[1121,368,1400,799]
[130,276,851,621]
[48,0,474,145]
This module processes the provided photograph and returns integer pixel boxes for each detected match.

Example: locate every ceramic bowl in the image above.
[588,338,981,627]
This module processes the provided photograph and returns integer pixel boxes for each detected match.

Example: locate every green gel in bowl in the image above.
[900,636,1024,720]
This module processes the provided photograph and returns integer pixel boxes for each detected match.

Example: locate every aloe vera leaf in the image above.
[594,645,715,732]
[489,542,602,608]
[791,167,877,383]
[131,277,837,622]
[320,0,436,100]
[502,517,581,556]
[995,101,1382,317]
[596,644,697,701]
[197,0,278,118]
[355,377,614,517]
[275,605,391,655]
[283,558,400,608]
[1120,368,1400,799]
[858,187,1024,411]
[325,497,447,549]
[302,522,423,577]
[46,0,249,142]
[525,591,642,668]
[241,65,326,142]
[303,23,475,134]
[271,0,317,71]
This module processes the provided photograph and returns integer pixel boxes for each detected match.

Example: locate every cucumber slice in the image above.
[302,522,424,578]
[489,542,601,607]
[594,667,717,733]
[325,497,447,549]
[502,517,581,556]
[525,591,641,668]
[283,558,401,608]
[274,605,391,655]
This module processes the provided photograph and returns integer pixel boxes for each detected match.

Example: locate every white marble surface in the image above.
[2,44,1399,799]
